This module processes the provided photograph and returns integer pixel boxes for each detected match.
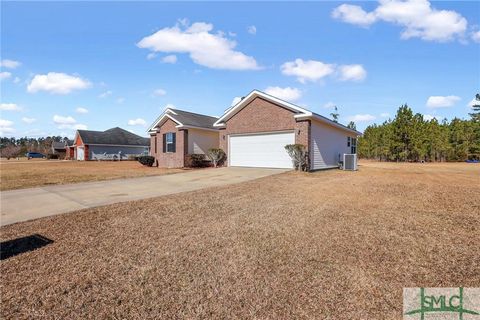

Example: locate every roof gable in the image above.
[214,90,310,126]
[214,90,362,135]
[148,108,219,133]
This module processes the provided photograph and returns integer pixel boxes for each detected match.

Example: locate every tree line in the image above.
[358,94,480,162]
[0,136,69,159]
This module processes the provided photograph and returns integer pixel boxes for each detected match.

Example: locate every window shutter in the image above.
[172,133,176,153]
[162,134,166,153]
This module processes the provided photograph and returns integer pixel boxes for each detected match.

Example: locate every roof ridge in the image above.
[170,108,218,119]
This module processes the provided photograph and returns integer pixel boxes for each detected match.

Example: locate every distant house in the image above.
[51,141,67,158]
[72,127,149,160]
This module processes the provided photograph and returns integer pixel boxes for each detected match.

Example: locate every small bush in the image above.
[186,154,210,167]
[47,154,59,160]
[206,148,226,168]
[137,155,155,167]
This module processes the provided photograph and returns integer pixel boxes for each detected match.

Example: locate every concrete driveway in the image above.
[0,167,287,226]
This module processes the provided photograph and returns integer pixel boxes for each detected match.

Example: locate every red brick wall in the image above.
[219,97,310,163]
[152,119,185,168]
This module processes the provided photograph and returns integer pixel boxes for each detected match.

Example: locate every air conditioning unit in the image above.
[343,154,358,171]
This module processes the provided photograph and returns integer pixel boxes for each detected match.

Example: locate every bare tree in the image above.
[285,144,308,171]
[0,145,21,160]
[207,148,226,168]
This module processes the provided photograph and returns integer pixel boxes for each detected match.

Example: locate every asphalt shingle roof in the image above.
[52,141,66,149]
[170,109,218,129]
[77,127,149,146]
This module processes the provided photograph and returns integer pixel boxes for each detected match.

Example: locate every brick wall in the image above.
[219,97,310,162]
[152,119,186,168]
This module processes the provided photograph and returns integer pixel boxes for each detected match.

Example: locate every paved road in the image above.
[0,167,287,226]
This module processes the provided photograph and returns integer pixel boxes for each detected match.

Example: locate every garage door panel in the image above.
[229,132,294,168]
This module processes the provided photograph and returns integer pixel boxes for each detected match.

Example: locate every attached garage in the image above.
[229,131,294,168]
[214,90,361,171]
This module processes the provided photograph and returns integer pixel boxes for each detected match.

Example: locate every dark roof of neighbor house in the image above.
[170,109,218,129]
[77,127,149,146]
[52,141,67,150]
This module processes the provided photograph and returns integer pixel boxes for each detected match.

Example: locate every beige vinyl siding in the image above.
[310,120,355,170]
[187,129,219,154]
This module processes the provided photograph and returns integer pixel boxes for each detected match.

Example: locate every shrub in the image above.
[47,154,59,160]
[186,154,210,167]
[137,155,155,167]
[206,148,226,168]
[284,144,308,171]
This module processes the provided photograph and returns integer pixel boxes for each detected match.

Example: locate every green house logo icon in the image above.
[404,288,479,320]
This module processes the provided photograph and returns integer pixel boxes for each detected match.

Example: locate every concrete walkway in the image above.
[1,167,287,226]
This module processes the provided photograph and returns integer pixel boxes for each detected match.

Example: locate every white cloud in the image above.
[0,103,22,111]
[22,117,37,124]
[163,103,176,111]
[153,88,167,96]
[27,72,91,94]
[472,30,480,43]
[137,21,259,70]
[281,58,366,83]
[53,115,76,126]
[332,4,377,27]
[332,0,468,42]
[264,86,302,102]
[281,59,335,83]
[128,118,147,126]
[99,90,112,98]
[116,97,125,104]
[76,107,89,114]
[380,112,391,118]
[247,25,257,35]
[323,102,336,109]
[423,114,437,121]
[230,97,242,107]
[0,72,12,80]
[147,52,157,60]
[74,124,88,130]
[0,119,15,135]
[52,115,87,130]
[426,95,460,108]
[13,77,21,84]
[338,64,367,82]
[161,55,177,64]
[468,98,479,108]
[0,59,21,69]
[346,114,376,122]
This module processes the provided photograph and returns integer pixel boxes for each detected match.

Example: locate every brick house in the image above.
[148,90,361,170]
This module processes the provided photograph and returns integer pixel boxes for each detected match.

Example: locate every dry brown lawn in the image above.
[0,160,183,190]
[1,161,479,319]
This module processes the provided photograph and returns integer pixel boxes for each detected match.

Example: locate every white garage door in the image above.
[229,132,294,168]
[77,147,85,160]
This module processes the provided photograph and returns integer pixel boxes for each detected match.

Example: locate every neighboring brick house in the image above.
[72,127,149,160]
[148,90,361,170]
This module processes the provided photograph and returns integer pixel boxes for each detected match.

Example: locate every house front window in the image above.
[164,132,176,153]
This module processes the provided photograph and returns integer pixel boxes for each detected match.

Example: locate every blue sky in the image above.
[1,1,479,138]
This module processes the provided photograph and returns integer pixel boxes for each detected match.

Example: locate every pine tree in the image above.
[469,93,480,122]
